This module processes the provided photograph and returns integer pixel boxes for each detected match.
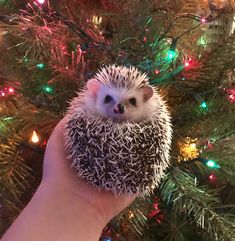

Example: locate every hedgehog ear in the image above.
[141,86,154,102]
[87,79,100,97]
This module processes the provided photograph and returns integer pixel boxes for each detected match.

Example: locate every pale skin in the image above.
[2,118,135,241]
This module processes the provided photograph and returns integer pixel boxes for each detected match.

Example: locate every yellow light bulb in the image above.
[128,211,134,219]
[31,131,40,143]
[190,143,196,149]
[178,137,199,161]
[92,15,102,26]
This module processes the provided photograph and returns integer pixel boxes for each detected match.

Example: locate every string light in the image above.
[208,172,217,184]
[42,84,54,94]
[200,101,208,109]
[167,38,177,61]
[225,89,235,104]
[205,140,214,149]
[128,211,134,219]
[103,238,112,241]
[228,94,235,103]
[36,63,46,70]
[184,61,190,67]
[31,131,40,143]
[178,137,199,161]
[201,17,207,23]
[183,58,193,69]
[36,0,45,4]
[8,87,14,93]
[167,50,176,60]
[0,87,15,97]
[92,15,102,26]
[206,159,220,169]
[155,69,160,75]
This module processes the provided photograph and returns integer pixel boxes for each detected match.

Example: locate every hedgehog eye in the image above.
[129,97,137,106]
[104,95,113,103]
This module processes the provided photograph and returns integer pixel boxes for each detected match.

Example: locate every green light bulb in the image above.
[167,50,176,60]
[200,101,207,109]
[206,160,220,169]
[42,85,54,94]
[37,63,46,70]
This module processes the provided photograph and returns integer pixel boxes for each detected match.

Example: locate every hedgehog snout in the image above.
[114,103,125,114]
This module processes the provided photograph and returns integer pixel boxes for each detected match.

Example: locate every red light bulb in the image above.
[8,87,14,93]
[208,172,217,184]
[184,61,190,67]
[155,69,160,75]
[201,17,206,23]
[184,58,193,69]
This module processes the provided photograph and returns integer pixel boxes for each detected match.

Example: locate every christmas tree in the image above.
[0,0,235,240]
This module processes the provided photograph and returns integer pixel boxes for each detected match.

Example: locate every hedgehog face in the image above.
[96,85,141,121]
[86,78,154,122]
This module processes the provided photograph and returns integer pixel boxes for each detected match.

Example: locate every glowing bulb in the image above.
[8,87,14,93]
[184,58,193,69]
[37,63,45,70]
[228,94,235,103]
[1,92,5,97]
[208,172,217,183]
[31,131,40,143]
[200,101,208,109]
[206,160,220,169]
[42,85,54,94]
[207,142,213,149]
[184,61,190,67]
[189,143,196,149]
[201,17,206,23]
[167,50,175,60]
[128,211,134,219]
[209,173,214,180]
[104,238,112,241]
[37,0,45,4]
[155,69,160,75]
[178,137,199,161]
[229,94,234,99]
[92,15,102,25]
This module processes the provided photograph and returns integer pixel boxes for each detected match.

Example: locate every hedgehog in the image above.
[64,65,172,196]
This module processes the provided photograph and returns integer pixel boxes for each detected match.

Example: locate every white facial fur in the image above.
[84,79,155,122]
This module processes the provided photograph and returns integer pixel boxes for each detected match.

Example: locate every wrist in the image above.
[34,181,107,241]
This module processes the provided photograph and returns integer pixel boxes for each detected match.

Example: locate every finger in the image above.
[45,117,67,158]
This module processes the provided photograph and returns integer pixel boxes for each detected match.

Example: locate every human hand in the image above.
[2,118,135,241]
[42,117,136,226]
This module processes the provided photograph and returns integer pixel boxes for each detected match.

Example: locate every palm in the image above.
[43,118,135,222]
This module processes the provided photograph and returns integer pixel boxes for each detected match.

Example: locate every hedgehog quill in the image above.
[64,65,172,196]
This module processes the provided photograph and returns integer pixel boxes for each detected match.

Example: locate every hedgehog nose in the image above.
[118,104,125,113]
[114,104,125,114]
